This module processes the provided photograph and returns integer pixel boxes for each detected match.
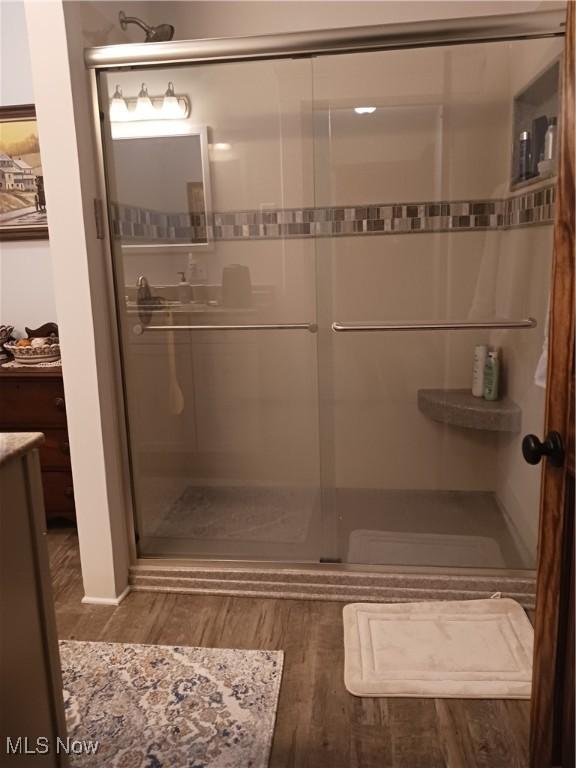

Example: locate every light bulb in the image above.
[135,83,157,120]
[109,85,130,122]
[161,81,187,119]
[354,106,376,114]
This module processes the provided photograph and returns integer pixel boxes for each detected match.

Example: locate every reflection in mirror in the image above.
[111,128,212,248]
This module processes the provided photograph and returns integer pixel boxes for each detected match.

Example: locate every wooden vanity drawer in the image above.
[42,471,75,521]
[0,367,75,524]
[0,379,67,428]
[38,429,71,469]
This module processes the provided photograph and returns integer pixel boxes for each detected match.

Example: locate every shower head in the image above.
[119,10,175,43]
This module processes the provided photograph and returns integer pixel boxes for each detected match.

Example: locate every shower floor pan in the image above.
[130,487,536,608]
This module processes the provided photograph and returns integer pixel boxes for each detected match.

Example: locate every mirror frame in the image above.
[114,124,213,253]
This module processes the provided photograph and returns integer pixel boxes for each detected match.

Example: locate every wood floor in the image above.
[48,529,532,768]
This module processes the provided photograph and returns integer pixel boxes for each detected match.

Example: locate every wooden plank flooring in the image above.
[47,529,532,768]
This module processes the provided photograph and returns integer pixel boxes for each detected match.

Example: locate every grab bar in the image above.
[332,318,537,332]
[133,322,318,335]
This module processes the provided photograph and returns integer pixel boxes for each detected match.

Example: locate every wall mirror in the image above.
[110,125,213,251]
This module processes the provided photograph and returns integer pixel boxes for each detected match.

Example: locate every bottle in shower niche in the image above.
[544,117,558,166]
[483,349,500,401]
[472,345,488,397]
[518,130,532,181]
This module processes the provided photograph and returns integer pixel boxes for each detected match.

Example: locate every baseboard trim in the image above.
[81,585,131,606]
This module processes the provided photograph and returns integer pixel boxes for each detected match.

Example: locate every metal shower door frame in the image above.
[85,9,564,69]
[86,10,565,573]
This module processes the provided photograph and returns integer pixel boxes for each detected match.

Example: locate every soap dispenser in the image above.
[177,271,192,304]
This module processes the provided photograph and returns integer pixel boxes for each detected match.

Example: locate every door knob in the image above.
[522,431,565,467]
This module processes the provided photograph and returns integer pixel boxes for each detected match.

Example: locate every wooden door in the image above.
[529,4,575,767]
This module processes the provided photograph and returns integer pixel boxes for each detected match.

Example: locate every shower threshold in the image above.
[129,559,536,608]
[131,487,536,607]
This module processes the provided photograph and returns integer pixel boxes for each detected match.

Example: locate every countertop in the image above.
[0,432,45,468]
[0,364,63,379]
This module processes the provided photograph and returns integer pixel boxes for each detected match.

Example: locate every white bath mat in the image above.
[347,529,506,567]
[343,598,533,699]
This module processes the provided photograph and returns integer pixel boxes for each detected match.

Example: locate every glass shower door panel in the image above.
[99,59,323,560]
[313,38,561,570]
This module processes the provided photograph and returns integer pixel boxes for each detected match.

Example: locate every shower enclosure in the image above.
[88,12,564,593]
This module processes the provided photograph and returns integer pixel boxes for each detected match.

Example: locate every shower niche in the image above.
[511,57,560,189]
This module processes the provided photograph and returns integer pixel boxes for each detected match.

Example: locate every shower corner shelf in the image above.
[417,389,521,433]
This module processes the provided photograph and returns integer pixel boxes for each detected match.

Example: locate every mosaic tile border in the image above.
[111,184,555,243]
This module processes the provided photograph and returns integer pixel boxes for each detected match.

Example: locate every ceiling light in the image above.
[109,85,130,122]
[354,107,376,114]
[212,142,231,151]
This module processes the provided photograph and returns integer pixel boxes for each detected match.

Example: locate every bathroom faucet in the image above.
[136,275,163,327]
[137,275,152,303]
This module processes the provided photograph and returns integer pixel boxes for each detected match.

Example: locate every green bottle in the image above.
[483,349,500,401]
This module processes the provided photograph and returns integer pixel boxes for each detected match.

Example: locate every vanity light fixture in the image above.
[109,85,130,122]
[161,81,188,119]
[109,82,191,123]
[135,83,157,120]
[354,106,377,114]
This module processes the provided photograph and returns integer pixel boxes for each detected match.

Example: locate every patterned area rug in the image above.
[59,640,283,767]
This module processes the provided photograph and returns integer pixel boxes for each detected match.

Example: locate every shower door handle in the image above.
[331,318,537,332]
[133,322,318,334]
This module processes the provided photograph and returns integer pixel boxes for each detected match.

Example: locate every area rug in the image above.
[59,640,283,767]
[152,485,314,544]
[347,529,506,568]
[343,598,533,699]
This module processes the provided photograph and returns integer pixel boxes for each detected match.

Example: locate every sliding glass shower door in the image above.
[312,37,561,570]
[99,59,324,560]
[97,30,561,571]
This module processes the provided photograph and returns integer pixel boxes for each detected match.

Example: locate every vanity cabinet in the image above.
[0,433,68,765]
[0,367,75,524]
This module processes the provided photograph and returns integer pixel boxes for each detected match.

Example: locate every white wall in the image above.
[159,1,565,39]
[0,0,56,336]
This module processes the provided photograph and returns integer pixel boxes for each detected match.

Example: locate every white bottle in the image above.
[187,252,207,283]
[544,117,557,164]
[177,271,192,304]
[187,254,199,283]
[472,345,488,397]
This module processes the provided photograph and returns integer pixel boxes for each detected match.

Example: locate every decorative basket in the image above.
[4,340,61,365]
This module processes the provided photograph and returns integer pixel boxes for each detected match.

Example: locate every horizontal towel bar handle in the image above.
[331,318,537,332]
[133,322,318,335]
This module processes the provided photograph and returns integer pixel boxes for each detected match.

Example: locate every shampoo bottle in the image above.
[544,117,558,164]
[483,348,500,401]
[472,345,488,397]
[518,130,532,181]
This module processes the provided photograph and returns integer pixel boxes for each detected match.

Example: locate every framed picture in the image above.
[0,104,48,241]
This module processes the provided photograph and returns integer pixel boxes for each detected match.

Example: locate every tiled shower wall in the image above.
[111,184,555,242]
